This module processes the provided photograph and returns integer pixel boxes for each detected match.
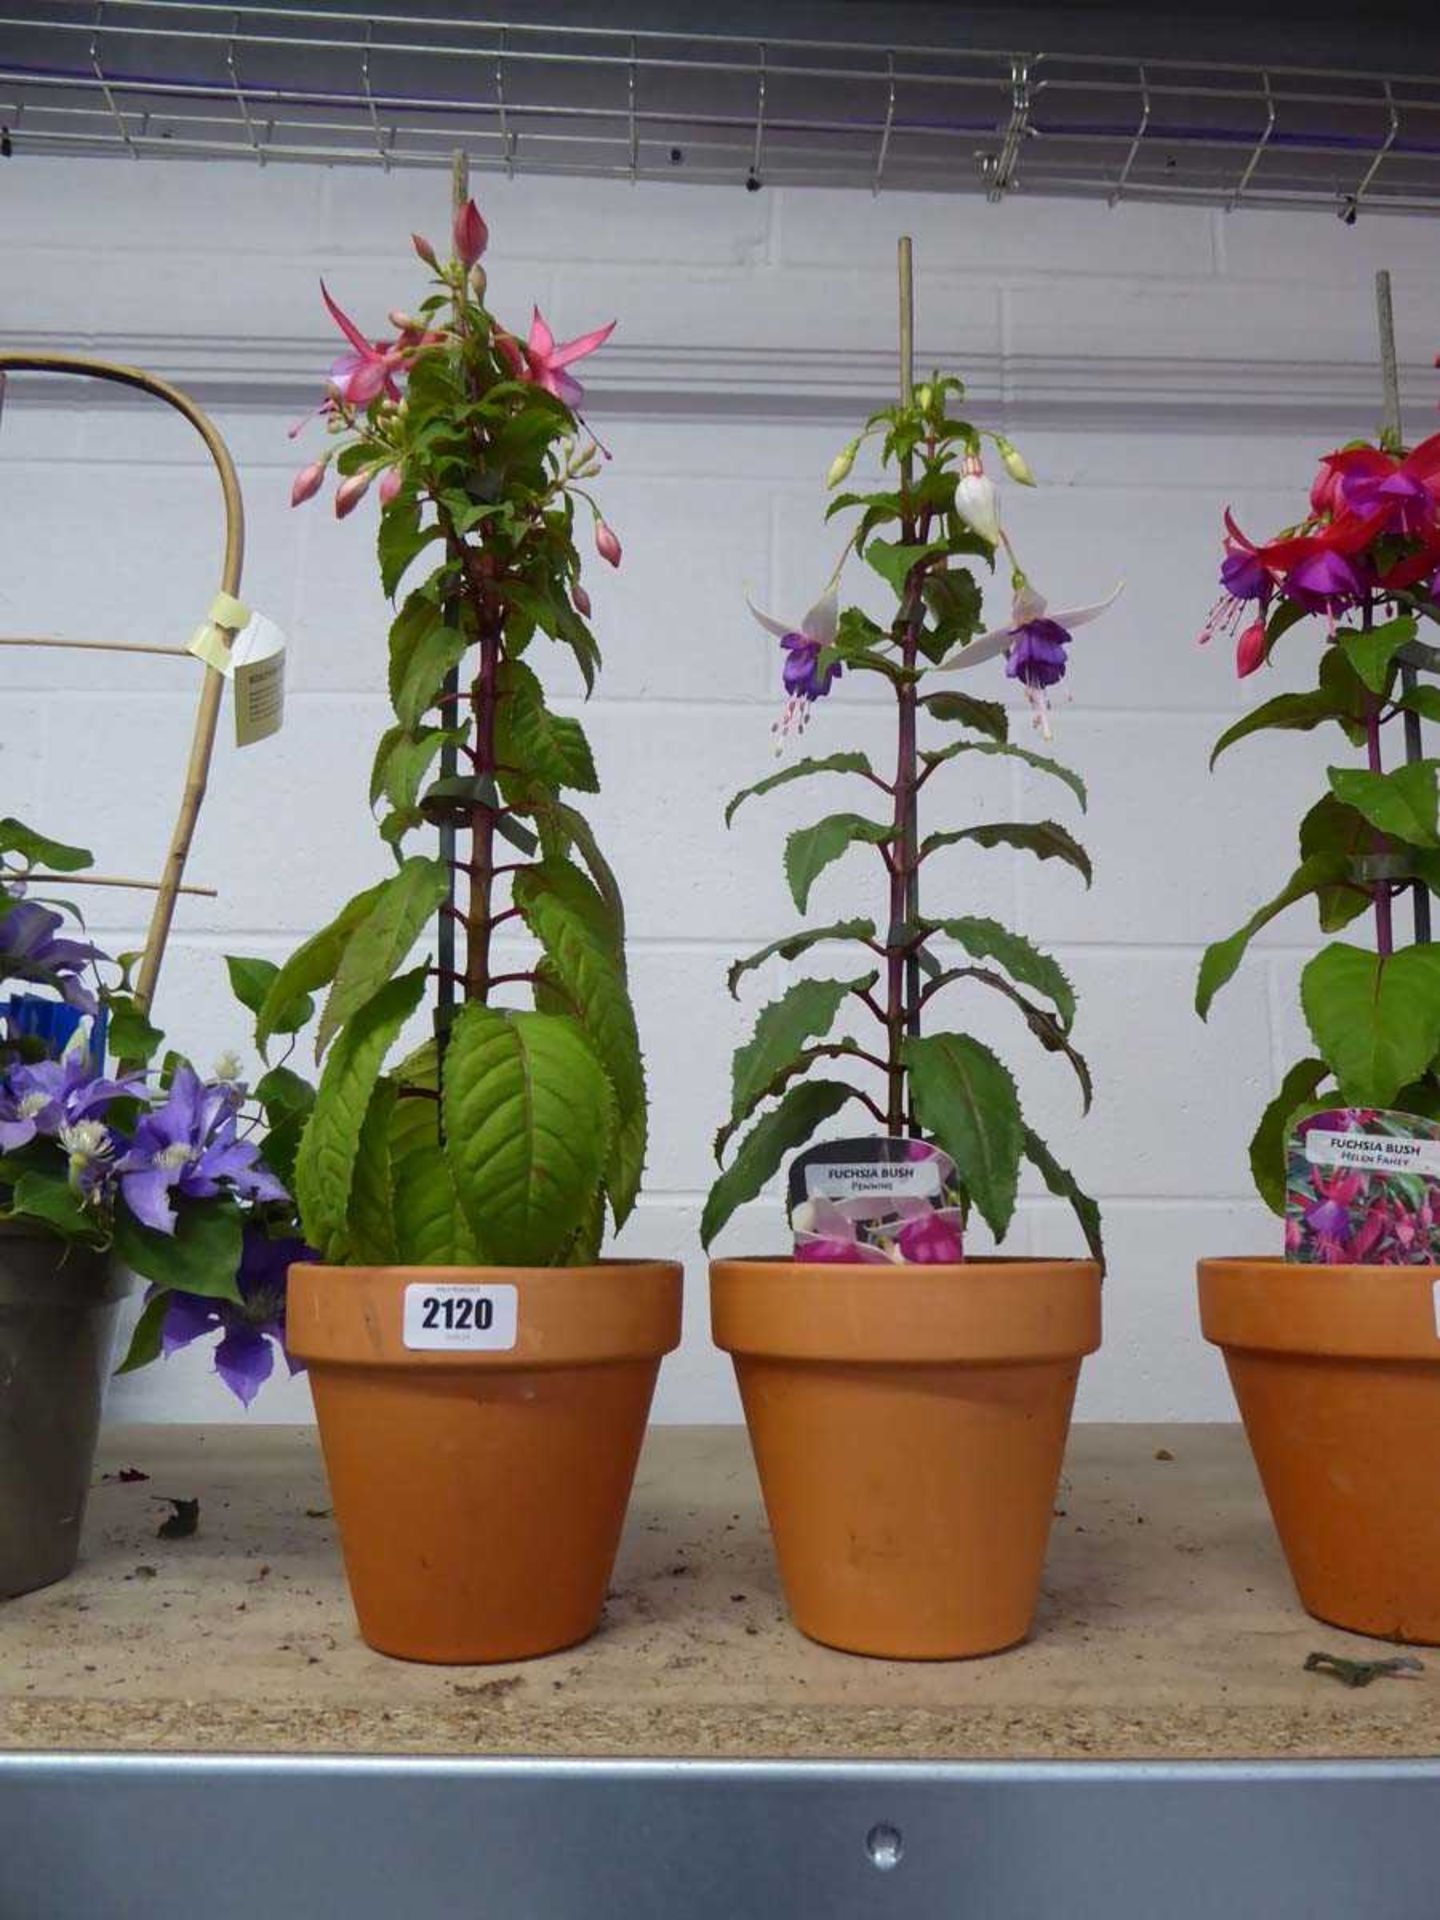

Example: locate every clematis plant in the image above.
[271,201,643,1268]
[0,814,316,1402]
[1197,424,1440,1215]
[701,378,1112,1261]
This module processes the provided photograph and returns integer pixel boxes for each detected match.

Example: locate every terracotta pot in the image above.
[710,1257,1101,1659]
[287,1260,682,1663]
[1200,1256,1440,1644]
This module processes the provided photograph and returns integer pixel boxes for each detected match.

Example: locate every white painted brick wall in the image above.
[4,159,1439,1426]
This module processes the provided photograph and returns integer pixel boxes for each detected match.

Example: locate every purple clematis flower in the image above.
[116,1063,286,1236]
[157,1229,317,1408]
[0,1052,140,1153]
[748,588,842,743]
[0,894,99,1013]
[938,580,1122,736]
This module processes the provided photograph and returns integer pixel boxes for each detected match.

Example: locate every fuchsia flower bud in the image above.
[290,460,326,508]
[412,232,439,269]
[334,471,372,519]
[1235,618,1267,677]
[595,520,622,568]
[378,466,402,507]
[453,199,488,270]
[572,583,593,618]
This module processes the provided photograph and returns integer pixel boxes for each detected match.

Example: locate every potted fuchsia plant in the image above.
[703,377,1115,1659]
[276,199,679,1665]
[1196,422,1440,1642]
[0,820,308,1597]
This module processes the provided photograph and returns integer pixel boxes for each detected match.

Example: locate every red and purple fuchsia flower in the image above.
[1203,430,1440,676]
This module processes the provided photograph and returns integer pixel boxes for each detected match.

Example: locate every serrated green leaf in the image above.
[1196,854,1351,1018]
[925,966,1093,1111]
[922,819,1092,886]
[257,880,391,1053]
[924,917,1076,1031]
[315,858,447,1059]
[441,1004,612,1265]
[347,1080,401,1265]
[904,1031,1023,1240]
[784,813,893,913]
[1022,1128,1105,1270]
[701,1078,856,1248]
[495,658,598,794]
[1298,794,1380,932]
[715,1040,872,1162]
[0,817,92,872]
[370,725,460,842]
[921,738,1086,810]
[1328,760,1440,849]
[1249,1057,1331,1215]
[729,975,869,1125]
[113,1199,244,1301]
[920,689,1008,742]
[293,967,428,1260]
[725,753,881,829]
[389,593,469,729]
[729,920,878,998]
[377,497,444,600]
[1336,615,1417,695]
[394,1139,477,1265]
[1301,942,1440,1106]
[512,861,646,1226]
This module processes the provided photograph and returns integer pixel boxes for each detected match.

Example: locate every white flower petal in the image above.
[1011,582,1048,625]
[802,586,839,647]
[934,624,1015,673]
[1050,581,1124,630]
[746,596,796,641]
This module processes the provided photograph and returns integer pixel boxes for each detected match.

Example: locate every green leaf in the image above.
[377,498,444,600]
[729,975,870,1125]
[441,1005,613,1265]
[924,917,1076,1031]
[512,861,647,1226]
[904,1031,1024,1240]
[1301,942,1440,1107]
[293,967,428,1260]
[1249,1057,1331,1215]
[370,724,461,842]
[1208,687,1352,769]
[256,880,390,1052]
[314,858,448,1059]
[784,813,892,913]
[113,1199,244,1301]
[728,920,878,998]
[253,1062,315,1189]
[390,601,469,730]
[394,1139,476,1265]
[347,1080,401,1265]
[115,1290,169,1375]
[1336,615,1417,695]
[10,1169,99,1242]
[1022,1129,1105,1271]
[495,659,599,794]
[1399,684,1440,725]
[225,956,313,1037]
[927,966,1093,1111]
[701,1079,856,1248]
[865,538,948,596]
[725,753,880,829]
[1298,794,1380,932]
[0,817,92,872]
[104,992,166,1069]
[922,820,1092,886]
[921,690,1008,743]
[1328,760,1440,849]
[1195,854,1351,1018]
[920,738,1086,810]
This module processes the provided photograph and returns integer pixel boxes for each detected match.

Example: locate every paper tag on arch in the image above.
[229,613,287,747]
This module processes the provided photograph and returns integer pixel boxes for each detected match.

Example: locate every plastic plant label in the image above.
[402,1282,518,1351]
[1285,1108,1440,1265]
[229,612,286,747]
[787,1133,965,1264]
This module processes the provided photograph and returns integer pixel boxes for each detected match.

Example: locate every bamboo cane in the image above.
[0,353,244,1011]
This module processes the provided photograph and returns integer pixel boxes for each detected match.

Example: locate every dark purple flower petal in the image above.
[1282,549,1367,613]
[160,1290,221,1357]
[1219,549,1270,601]
[1004,617,1072,690]
[214,1325,275,1409]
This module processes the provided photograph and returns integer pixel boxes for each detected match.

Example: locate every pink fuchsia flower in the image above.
[1319,431,1440,538]
[290,460,326,508]
[748,586,842,742]
[378,466,403,508]
[321,282,412,408]
[496,308,616,410]
[1235,619,1268,678]
[334,471,372,519]
[412,232,439,270]
[896,1212,965,1263]
[1282,547,1369,617]
[452,198,489,270]
[937,579,1122,735]
[1200,545,1273,651]
[595,520,622,567]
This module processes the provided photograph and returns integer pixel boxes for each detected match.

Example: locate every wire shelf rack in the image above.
[3,3,1440,216]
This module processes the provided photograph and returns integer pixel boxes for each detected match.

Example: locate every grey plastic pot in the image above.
[0,1225,128,1598]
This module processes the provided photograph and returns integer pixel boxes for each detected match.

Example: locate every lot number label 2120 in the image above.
[402,1283,518,1351]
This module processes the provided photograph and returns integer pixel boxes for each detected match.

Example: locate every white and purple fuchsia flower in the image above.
[155,1227,317,1409]
[115,1063,286,1237]
[748,587,843,744]
[938,580,1123,737]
